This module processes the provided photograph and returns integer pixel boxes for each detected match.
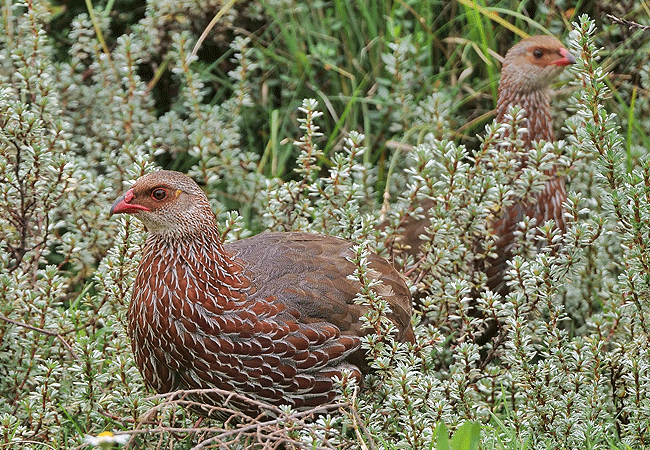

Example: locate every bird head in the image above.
[500,35,576,93]
[110,170,216,237]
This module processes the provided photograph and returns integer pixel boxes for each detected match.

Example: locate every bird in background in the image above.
[484,34,575,297]
[398,34,575,333]
[110,170,414,418]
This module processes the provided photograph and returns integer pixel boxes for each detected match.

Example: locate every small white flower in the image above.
[84,431,129,447]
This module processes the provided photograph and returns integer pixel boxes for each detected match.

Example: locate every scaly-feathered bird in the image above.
[110,170,414,417]
[394,36,575,344]
[398,35,575,337]
[485,34,574,296]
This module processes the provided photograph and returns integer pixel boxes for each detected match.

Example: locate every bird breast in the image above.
[496,87,554,146]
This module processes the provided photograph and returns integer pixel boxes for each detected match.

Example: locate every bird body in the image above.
[111,170,413,416]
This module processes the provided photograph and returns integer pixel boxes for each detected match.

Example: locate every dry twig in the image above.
[607,14,650,32]
[118,388,358,449]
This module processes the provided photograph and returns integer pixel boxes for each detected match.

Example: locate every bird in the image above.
[109,170,414,417]
[397,35,575,339]
[484,34,575,297]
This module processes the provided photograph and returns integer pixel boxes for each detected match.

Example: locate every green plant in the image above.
[2,1,650,448]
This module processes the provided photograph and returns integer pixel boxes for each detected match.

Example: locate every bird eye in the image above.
[533,48,544,59]
[151,188,167,201]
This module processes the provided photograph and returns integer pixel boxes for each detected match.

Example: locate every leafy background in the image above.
[1,0,650,448]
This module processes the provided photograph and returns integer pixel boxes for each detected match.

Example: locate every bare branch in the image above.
[0,314,79,361]
[607,14,650,32]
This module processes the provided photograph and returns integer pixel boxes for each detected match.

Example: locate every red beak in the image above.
[552,47,576,66]
[110,189,150,215]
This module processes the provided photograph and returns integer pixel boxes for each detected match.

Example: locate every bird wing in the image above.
[225,231,413,342]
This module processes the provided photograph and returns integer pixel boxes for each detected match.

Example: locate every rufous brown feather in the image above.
[110,170,414,417]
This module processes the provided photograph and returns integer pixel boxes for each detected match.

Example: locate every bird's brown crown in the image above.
[110,170,216,238]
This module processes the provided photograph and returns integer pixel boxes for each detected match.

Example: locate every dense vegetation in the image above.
[1,0,650,448]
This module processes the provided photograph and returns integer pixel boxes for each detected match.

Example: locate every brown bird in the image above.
[400,35,574,285]
[110,170,414,417]
[485,34,575,296]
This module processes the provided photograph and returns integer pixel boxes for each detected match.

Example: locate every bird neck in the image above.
[135,226,251,314]
[495,85,554,146]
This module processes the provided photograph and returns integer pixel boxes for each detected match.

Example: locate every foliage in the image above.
[1,0,650,449]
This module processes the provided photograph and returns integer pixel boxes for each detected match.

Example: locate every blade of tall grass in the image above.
[456,0,527,38]
[461,0,498,101]
[626,85,637,172]
[322,74,371,155]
